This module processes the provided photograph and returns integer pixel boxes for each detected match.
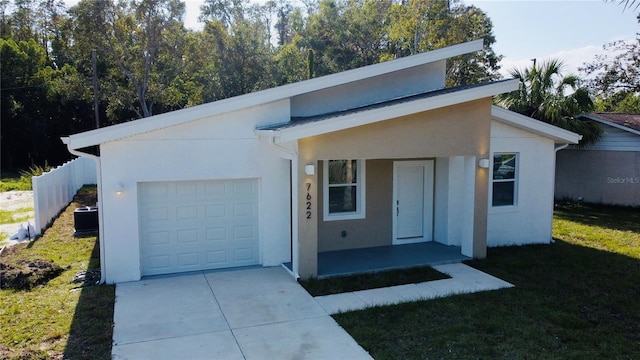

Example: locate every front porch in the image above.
[316,242,469,278]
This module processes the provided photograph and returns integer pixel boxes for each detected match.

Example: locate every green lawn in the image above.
[0,186,114,360]
[1,197,638,359]
[334,203,640,359]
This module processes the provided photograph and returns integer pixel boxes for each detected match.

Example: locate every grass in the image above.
[0,173,33,192]
[0,207,34,225]
[1,195,636,359]
[1,164,51,192]
[334,203,640,359]
[300,266,450,296]
[0,186,114,360]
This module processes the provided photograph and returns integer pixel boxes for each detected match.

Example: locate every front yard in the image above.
[0,187,114,360]
[334,204,640,359]
[1,195,638,359]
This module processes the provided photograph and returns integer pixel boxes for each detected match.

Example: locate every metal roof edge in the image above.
[266,80,519,143]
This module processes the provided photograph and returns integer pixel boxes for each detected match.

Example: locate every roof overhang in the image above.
[63,40,485,151]
[256,79,520,143]
[491,106,582,144]
[579,114,640,136]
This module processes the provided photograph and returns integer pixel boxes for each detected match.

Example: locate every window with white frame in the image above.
[492,153,518,207]
[323,160,366,221]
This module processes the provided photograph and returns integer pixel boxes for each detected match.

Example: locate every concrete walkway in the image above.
[315,263,514,314]
[112,264,513,359]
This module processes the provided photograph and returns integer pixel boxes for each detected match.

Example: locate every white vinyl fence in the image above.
[33,157,97,234]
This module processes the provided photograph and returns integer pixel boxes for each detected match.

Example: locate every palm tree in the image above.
[495,58,602,145]
[606,0,639,10]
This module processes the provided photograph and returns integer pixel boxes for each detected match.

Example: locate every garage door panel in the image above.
[177,252,200,267]
[206,227,227,241]
[206,250,228,265]
[176,205,198,220]
[177,229,199,244]
[176,183,198,197]
[140,179,259,276]
[205,181,227,197]
[147,255,171,272]
[206,204,226,218]
[145,207,169,221]
[143,183,170,198]
[234,248,255,262]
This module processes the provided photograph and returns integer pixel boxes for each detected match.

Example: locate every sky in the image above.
[66,0,639,77]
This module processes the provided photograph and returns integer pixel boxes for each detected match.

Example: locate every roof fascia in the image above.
[65,40,484,150]
[579,114,640,136]
[258,79,519,143]
[491,106,581,144]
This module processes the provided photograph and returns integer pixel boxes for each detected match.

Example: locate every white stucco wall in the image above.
[290,61,446,118]
[99,100,293,283]
[487,120,557,247]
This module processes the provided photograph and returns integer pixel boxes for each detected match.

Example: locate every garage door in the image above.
[139,179,259,276]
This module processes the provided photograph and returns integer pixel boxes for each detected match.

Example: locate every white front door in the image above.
[393,160,434,244]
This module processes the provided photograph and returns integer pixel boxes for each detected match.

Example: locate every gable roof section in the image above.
[63,40,484,150]
[580,113,640,136]
[491,106,581,144]
[257,80,519,143]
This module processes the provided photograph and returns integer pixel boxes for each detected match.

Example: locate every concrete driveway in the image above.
[111,266,372,360]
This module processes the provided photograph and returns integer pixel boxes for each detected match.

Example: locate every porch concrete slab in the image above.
[318,242,470,277]
[314,292,367,314]
[315,263,514,315]
[233,316,372,360]
[113,272,228,345]
[112,331,244,360]
[204,267,327,329]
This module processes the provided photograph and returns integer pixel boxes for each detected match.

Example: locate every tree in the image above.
[200,0,274,98]
[496,59,602,145]
[386,0,501,86]
[73,0,186,120]
[580,14,639,113]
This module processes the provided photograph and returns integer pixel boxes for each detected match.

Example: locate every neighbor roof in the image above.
[580,113,640,135]
[63,40,484,151]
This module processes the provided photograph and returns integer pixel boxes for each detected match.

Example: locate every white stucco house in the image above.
[556,113,640,207]
[63,40,580,284]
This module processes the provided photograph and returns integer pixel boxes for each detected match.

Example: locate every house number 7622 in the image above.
[305,182,312,219]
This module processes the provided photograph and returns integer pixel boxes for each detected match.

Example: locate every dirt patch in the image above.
[0,344,63,360]
[0,256,66,290]
[0,191,33,211]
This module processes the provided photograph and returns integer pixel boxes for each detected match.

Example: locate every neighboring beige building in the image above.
[556,113,640,207]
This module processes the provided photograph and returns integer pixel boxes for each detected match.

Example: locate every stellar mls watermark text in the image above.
[606,177,640,184]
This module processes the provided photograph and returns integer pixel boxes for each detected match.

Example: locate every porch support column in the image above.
[468,155,488,258]
[297,155,318,278]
